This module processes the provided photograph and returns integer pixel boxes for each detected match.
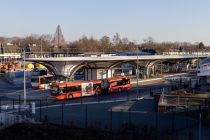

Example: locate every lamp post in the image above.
[23,49,26,105]
[40,38,43,57]
[50,48,51,57]
[197,45,199,72]
[136,43,139,96]
[196,44,200,86]
[109,43,111,55]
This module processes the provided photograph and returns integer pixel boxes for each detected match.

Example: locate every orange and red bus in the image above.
[50,76,131,100]
[102,76,131,94]
[31,75,54,89]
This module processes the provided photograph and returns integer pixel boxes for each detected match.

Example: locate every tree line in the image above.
[0,33,208,54]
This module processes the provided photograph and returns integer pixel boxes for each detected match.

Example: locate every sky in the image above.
[1,0,210,45]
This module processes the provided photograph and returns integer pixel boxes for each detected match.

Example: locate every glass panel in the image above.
[59,87,65,94]
[31,77,39,82]
[51,86,58,94]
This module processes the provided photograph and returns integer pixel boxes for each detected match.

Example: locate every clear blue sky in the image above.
[1,0,210,45]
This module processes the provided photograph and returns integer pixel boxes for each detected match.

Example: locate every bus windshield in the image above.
[32,69,48,76]
[121,78,130,85]
[51,86,59,94]
[31,77,39,83]
[51,86,65,95]
[40,76,54,84]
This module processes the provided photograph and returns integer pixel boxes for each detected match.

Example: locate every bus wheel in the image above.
[68,94,73,99]
[118,88,122,92]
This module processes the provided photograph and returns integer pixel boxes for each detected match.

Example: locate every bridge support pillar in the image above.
[86,69,97,80]
[146,68,151,78]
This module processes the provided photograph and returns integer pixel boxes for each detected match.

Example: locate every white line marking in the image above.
[36,99,129,109]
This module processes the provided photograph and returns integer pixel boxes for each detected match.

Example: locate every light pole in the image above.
[197,45,199,71]
[198,105,202,140]
[50,48,52,57]
[136,43,139,96]
[40,38,43,57]
[196,44,200,87]
[23,49,26,105]
[109,43,111,55]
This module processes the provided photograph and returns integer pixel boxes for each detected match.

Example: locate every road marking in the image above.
[35,99,130,110]
[112,110,148,114]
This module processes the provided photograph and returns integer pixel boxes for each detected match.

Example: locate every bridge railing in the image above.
[23,52,83,58]
[23,52,118,58]
[163,52,210,55]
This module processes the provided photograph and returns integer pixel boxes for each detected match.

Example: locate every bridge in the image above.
[25,54,209,80]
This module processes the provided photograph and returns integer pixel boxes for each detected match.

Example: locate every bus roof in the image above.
[107,76,129,82]
[51,76,130,87]
[90,79,101,84]
[32,74,54,78]
[55,80,84,87]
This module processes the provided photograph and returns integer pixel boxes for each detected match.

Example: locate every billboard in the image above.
[81,82,93,96]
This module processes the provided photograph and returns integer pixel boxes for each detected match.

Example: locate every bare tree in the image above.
[100,36,110,53]
[0,37,5,44]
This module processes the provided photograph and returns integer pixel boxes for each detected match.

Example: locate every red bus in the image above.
[102,76,131,94]
[51,80,97,100]
[31,75,54,89]
[50,76,131,100]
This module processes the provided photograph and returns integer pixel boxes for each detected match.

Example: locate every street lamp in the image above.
[23,49,26,105]
[109,43,111,55]
[197,45,199,71]
[50,48,51,57]
[196,44,200,87]
[40,38,43,57]
[136,43,139,96]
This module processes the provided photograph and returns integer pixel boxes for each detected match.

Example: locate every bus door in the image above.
[81,82,94,96]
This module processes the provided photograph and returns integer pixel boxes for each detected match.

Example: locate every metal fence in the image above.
[0,81,210,139]
[1,96,209,139]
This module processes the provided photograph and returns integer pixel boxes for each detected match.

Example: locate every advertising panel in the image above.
[81,82,93,96]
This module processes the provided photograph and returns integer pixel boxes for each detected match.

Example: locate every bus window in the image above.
[40,77,53,84]
[45,77,53,84]
[76,86,81,91]
[117,80,123,86]
[66,86,81,92]
[40,78,44,84]
[59,87,66,94]
[110,82,117,87]
[101,79,109,89]
[66,87,73,92]
[40,78,47,84]
[40,70,47,76]
[51,86,59,94]
[122,78,130,85]
[93,84,101,89]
